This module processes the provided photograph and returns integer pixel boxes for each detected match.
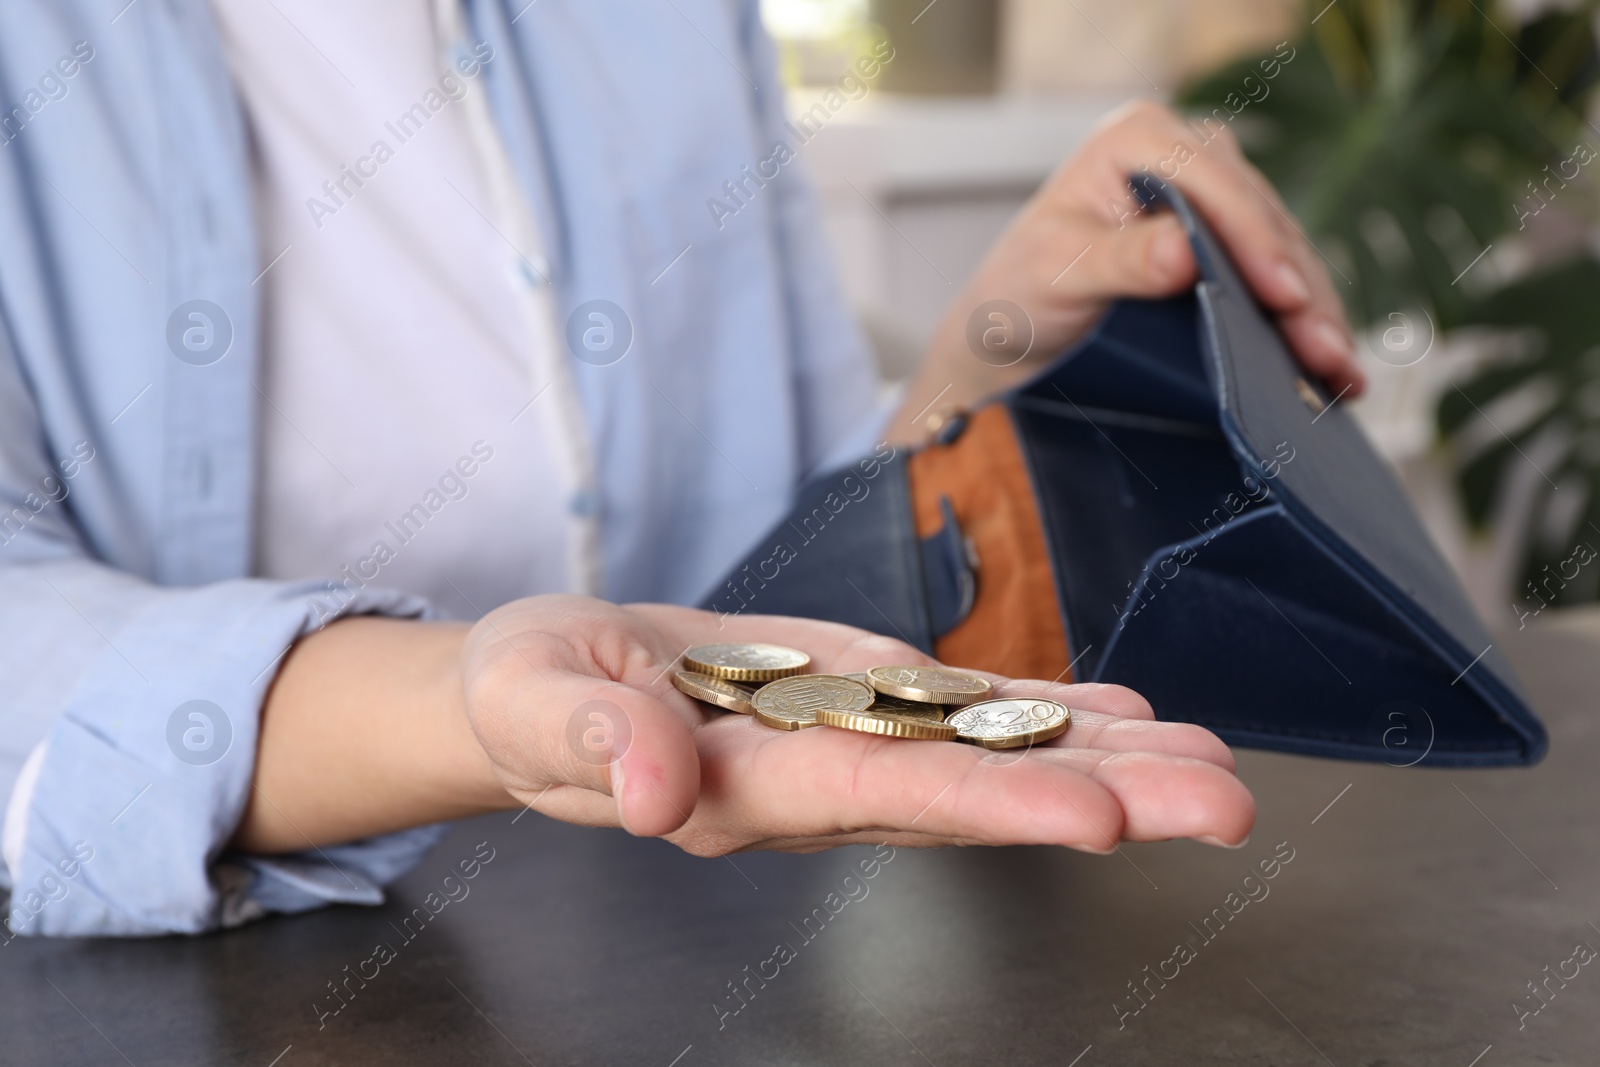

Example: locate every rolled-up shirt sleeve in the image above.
[0,205,450,937]
[0,561,448,937]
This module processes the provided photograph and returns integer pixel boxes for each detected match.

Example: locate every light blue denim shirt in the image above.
[0,0,878,936]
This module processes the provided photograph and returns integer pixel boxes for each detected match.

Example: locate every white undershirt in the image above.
[210,0,594,617]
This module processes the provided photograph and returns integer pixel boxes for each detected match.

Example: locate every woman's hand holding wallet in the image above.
[891,99,1365,445]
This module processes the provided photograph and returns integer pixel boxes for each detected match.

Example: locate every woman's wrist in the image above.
[233,616,515,854]
[887,313,985,446]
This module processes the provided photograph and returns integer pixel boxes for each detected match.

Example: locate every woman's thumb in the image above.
[557,682,701,838]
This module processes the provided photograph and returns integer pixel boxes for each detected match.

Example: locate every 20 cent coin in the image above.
[947,698,1071,749]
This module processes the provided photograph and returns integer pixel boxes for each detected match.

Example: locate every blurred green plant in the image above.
[1179,0,1600,607]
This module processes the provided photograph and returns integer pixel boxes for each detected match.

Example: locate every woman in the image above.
[0,0,1359,936]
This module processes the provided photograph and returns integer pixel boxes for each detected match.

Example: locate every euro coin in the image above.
[752,674,874,731]
[816,704,958,741]
[672,671,757,715]
[868,693,948,720]
[866,665,992,706]
[947,698,1071,749]
[683,643,810,682]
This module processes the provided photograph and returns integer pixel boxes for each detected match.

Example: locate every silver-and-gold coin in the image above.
[683,643,810,683]
[817,704,958,741]
[672,671,757,715]
[866,665,992,706]
[751,674,874,731]
[947,698,1071,749]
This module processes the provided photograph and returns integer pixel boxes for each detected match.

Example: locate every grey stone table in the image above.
[5,613,1599,1066]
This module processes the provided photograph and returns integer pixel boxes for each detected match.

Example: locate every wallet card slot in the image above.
[1009,393,1223,441]
[1028,291,1219,427]
[1013,405,1272,679]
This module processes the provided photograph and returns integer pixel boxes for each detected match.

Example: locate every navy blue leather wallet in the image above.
[705,184,1546,767]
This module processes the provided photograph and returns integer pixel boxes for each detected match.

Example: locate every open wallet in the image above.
[703,182,1546,767]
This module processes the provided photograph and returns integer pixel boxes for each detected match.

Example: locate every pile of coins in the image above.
[671,643,1071,749]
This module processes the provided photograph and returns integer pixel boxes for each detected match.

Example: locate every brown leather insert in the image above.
[907,405,1073,682]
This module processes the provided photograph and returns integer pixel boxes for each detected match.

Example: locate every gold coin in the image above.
[672,671,757,715]
[683,643,810,682]
[866,665,992,706]
[868,693,947,720]
[751,674,873,731]
[816,705,958,741]
[947,698,1071,749]
[842,672,869,684]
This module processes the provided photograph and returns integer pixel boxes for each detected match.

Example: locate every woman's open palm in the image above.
[461,595,1255,856]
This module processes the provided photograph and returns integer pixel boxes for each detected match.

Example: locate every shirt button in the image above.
[568,488,601,518]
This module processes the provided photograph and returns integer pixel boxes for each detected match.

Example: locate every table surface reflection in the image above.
[6,616,1600,1066]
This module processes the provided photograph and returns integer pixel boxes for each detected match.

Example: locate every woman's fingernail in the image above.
[1199,834,1249,849]
[612,761,634,834]
[1313,318,1353,359]
[1275,260,1311,303]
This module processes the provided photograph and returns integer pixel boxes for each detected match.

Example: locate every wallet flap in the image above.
[1101,504,1528,765]
[1141,182,1544,760]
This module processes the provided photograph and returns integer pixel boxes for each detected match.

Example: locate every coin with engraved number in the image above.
[816,705,958,741]
[672,671,757,715]
[752,674,874,731]
[866,665,992,706]
[947,698,1071,749]
[683,643,810,682]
